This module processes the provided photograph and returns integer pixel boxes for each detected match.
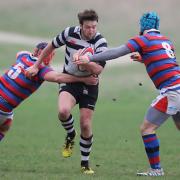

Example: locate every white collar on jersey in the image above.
[143,29,160,35]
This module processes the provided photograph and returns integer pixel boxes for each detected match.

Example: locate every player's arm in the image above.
[80,62,104,75]
[43,71,98,85]
[35,43,55,67]
[26,43,55,77]
[75,35,146,64]
[74,45,131,64]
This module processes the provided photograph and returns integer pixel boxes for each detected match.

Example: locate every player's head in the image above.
[78,9,98,40]
[139,11,160,35]
[33,42,55,66]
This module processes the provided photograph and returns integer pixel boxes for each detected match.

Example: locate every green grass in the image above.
[1,0,180,45]
[0,43,65,71]
[1,1,180,178]
[0,62,180,179]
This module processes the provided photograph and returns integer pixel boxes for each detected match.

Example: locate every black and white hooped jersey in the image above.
[52,26,108,76]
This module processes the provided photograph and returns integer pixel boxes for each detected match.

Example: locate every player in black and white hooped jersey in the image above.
[26,9,108,174]
[52,25,107,76]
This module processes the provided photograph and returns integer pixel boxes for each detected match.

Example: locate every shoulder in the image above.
[94,32,107,42]
[16,51,31,59]
[93,32,108,52]
[16,51,37,65]
[128,35,149,46]
[63,26,80,36]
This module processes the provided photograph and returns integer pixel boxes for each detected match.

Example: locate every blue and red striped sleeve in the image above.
[126,35,148,53]
[38,65,53,80]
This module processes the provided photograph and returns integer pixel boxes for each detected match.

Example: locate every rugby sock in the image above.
[60,114,75,138]
[0,132,4,141]
[80,134,93,167]
[142,133,161,169]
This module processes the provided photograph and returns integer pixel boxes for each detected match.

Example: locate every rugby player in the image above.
[25,9,108,174]
[73,12,180,176]
[0,42,97,144]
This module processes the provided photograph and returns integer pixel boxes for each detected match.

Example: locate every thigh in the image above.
[145,106,170,126]
[58,91,76,111]
[172,112,180,129]
[79,85,98,110]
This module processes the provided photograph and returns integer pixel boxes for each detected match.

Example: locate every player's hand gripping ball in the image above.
[78,47,94,71]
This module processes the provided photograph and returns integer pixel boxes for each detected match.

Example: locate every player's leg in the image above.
[0,96,14,141]
[58,90,77,158]
[137,106,169,176]
[78,84,98,175]
[172,112,180,130]
[79,108,94,174]
[0,109,13,141]
[168,90,180,130]
[0,118,12,140]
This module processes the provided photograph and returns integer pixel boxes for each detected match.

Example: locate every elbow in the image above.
[55,76,64,83]
[50,75,62,83]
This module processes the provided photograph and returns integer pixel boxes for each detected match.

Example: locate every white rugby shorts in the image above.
[151,88,180,115]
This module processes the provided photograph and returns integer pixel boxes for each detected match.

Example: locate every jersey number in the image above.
[7,62,24,79]
[162,42,175,58]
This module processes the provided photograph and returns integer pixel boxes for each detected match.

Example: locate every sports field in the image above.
[0,1,180,179]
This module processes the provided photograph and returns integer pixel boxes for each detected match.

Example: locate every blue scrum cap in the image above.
[36,42,48,50]
[140,12,160,33]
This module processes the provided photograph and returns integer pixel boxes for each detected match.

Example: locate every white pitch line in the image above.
[0,31,132,69]
[0,31,50,46]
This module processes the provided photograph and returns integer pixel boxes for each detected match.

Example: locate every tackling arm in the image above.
[90,45,131,62]
[43,71,98,85]
[25,43,55,77]
[80,62,104,75]
[73,45,131,65]
[35,43,55,67]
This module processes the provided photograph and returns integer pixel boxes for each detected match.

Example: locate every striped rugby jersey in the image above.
[127,30,180,90]
[52,26,108,76]
[0,51,52,111]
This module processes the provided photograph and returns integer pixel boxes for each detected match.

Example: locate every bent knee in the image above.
[175,123,180,130]
[0,119,12,132]
[80,119,91,131]
[140,122,157,135]
[81,122,89,131]
[0,124,11,132]
[58,108,71,121]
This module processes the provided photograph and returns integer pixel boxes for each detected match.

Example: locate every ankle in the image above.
[81,160,89,167]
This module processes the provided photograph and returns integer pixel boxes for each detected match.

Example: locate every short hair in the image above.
[33,42,48,57]
[78,9,98,25]
[36,42,48,50]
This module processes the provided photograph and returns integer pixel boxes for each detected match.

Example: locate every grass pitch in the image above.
[0,58,180,179]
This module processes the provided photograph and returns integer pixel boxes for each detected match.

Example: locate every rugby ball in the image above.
[78,47,94,71]
[80,47,94,56]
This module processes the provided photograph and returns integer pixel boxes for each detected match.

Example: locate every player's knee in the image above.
[139,123,154,135]
[139,124,145,134]
[0,119,12,133]
[175,123,180,130]
[0,124,11,132]
[80,119,91,132]
[58,108,70,121]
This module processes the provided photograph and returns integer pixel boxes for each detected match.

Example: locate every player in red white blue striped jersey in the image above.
[0,42,97,143]
[74,12,180,176]
[127,30,179,90]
